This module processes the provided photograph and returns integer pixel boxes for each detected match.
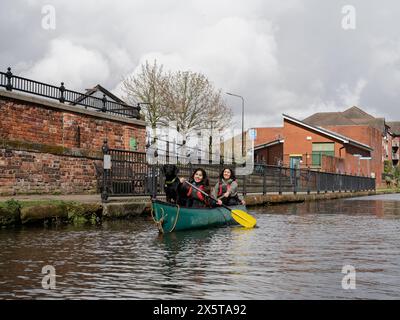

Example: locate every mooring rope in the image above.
[151,205,165,233]
[167,204,180,233]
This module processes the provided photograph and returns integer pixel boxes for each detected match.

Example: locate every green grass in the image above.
[0,199,77,209]
[376,187,400,193]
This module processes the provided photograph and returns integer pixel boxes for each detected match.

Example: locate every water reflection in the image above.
[1,195,400,299]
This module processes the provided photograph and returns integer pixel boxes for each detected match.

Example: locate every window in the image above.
[130,137,137,151]
[312,142,334,166]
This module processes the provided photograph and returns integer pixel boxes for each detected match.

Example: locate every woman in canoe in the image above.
[212,167,245,206]
[180,168,213,208]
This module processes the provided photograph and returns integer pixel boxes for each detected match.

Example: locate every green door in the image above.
[290,156,301,169]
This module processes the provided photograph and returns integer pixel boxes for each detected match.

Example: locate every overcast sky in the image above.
[1,0,400,129]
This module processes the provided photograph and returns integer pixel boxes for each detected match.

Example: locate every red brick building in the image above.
[253,106,400,186]
[282,114,374,179]
[387,121,400,167]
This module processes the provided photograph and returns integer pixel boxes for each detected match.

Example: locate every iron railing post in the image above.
[102,94,107,112]
[101,139,110,202]
[243,175,247,196]
[151,165,157,199]
[263,165,267,195]
[59,82,65,103]
[279,166,282,195]
[5,67,13,91]
[307,169,310,194]
[325,173,328,193]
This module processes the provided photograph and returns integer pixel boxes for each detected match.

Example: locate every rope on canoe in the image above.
[151,204,180,233]
[167,204,180,233]
[151,205,165,233]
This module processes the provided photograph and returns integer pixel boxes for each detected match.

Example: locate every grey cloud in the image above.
[1,0,400,128]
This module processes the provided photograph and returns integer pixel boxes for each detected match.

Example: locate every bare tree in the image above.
[202,90,233,132]
[163,71,232,140]
[122,61,232,145]
[121,60,167,135]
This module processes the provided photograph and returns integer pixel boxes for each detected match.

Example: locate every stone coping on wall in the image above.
[0,89,147,127]
[0,138,103,159]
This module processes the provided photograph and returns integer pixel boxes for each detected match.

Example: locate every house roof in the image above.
[254,139,284,151]
[387,121,400,136]
[283,114,373,152]
[341,106,375,120]
[71,84,128,105]
[303,106,387,134]
[303,112,357,126]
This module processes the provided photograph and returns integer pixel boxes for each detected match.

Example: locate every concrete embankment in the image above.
[0,198,149,227]
[0,189,399,227]
[244,190,380,206]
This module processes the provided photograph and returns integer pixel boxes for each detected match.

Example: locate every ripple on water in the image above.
[1,198,400,299]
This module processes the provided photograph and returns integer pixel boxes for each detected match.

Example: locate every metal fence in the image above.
[99,141,376,202]
[0,67,140,119]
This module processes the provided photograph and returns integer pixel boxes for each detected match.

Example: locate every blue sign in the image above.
[249,129,257,140]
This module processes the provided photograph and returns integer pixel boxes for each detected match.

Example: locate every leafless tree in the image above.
[163,71,232,140]
[122,61,232,143]
[121,60,167,134]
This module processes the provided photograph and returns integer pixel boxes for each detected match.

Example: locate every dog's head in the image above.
[161,164,179,180]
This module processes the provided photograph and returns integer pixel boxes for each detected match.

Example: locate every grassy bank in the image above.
[0,199,102,227]
[0,198,149,228]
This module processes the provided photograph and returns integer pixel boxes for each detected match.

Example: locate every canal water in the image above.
[1,194,400,299]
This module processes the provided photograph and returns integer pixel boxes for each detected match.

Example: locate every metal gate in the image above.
[100,140,158,201]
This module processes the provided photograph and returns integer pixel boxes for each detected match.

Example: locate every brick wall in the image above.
[255,143,283,165]
[324,125,383,185]
[254,127,283,146]
[283,119,348,159]
[0,91,147,195]
[0,95,146,152]
[0,149,100,195]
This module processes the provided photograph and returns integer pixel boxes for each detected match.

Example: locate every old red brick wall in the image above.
[254,127,283,146]
[0,149,100,195]
[255,143,283,165]
[321,155,345,173]
[0,92,147,195]
[324,125,383,185]
[0,96,146,152]
[283,119,347,160]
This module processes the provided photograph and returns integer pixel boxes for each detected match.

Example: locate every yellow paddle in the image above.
[184,181,257,228]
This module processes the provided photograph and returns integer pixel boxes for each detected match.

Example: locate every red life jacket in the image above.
[187,184,206,202]
[217,179,232,197]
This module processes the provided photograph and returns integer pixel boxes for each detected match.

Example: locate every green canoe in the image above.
[151,200,246,233]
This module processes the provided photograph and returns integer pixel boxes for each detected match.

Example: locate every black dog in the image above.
[161,164,188,206]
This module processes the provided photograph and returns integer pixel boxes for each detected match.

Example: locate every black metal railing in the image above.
[99,141,376,201]
[0,67,140,119]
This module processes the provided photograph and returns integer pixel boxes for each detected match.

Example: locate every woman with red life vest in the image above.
[212,167,245,206]
[180,168,212,208]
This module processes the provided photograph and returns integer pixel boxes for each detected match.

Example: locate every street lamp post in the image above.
[226,92,245,157]
[209,120,216,164]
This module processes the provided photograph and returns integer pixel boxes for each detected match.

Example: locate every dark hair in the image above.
[219,167,236,181]
[189,168,210,192]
